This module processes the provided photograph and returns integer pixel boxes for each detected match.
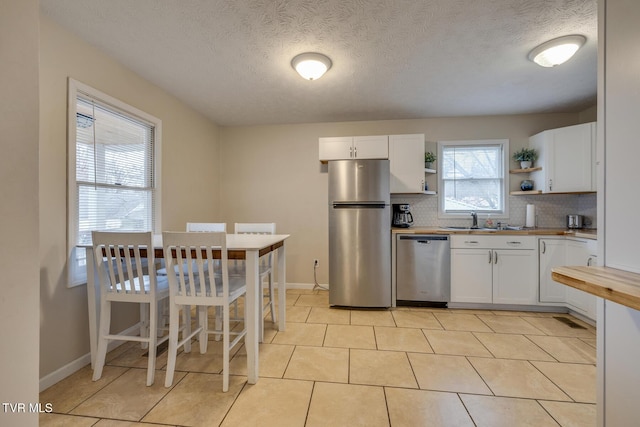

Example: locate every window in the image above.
[438,139,508,217]
[67,79,162,286]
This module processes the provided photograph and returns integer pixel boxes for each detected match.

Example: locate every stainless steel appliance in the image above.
[392,203,414,228]
[567,214,584,229]
[396,234,450,307]
[329,159,391,307]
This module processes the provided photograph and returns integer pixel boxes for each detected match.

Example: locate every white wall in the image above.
[219,114,584,286]
[38,15,221,381]
[0,1,40,425]
[598,0,640,425]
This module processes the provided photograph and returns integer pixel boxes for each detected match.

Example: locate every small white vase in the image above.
[520,161,532,169]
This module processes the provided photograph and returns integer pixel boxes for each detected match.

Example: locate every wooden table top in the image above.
[552,266,640,311]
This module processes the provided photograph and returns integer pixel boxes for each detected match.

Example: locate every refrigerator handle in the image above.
[332,203,388,209]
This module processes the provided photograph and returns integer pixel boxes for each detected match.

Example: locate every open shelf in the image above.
[510,190,543,195]
[509,166,542,174]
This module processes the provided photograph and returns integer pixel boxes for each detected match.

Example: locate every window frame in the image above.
[67,78,162,287]
[437,139,509,219]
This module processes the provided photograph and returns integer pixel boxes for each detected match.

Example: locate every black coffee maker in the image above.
[392,204,414,228]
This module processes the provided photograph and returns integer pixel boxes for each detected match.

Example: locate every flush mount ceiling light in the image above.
[291,52,332,80]
[528,35,586,67]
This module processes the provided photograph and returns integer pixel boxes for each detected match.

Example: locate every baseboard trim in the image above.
[39,323,140,392]
[281,282,321,290]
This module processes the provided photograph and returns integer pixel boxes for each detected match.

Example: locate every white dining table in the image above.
[82,232,289,385]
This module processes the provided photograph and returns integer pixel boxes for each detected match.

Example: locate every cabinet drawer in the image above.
[450,235,535,250]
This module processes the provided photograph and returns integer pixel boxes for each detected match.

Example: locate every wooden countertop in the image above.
[392,227,597,239]
[552,266,640,311]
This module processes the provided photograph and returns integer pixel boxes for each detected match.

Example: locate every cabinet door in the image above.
[539,239,567,303]
[354,135,388,159]
[319,137,353,160]
[451,249,493,303]
[565,239,590,313]
[493,249,537,305]
[389,134,425,193]
[549,123,594,192]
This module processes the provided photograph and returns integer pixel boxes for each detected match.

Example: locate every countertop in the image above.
[552,266,640,311]
[392,227,597,240]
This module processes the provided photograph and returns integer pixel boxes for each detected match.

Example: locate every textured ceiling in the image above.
[40,0,597,126]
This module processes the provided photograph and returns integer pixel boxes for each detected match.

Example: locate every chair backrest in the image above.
[186,222,227,232]
[234,222,276,235]
[234,223,276,267]
[162,231,230,302]
[92,231,155,297]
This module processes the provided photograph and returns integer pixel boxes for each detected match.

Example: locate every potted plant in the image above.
[513,148,538,169]
[424,151,436,169]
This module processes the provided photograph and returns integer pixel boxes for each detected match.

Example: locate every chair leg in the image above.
[199,305,208,353]
[182,304,192,353]
[164,300,181,388]
[140,303,150,349]
[214,306,222,341]
[259,282,265,343]
[268,272,276,323]
[92,299,111,382]
[159,299,169,337]
[146,301,157,386]
[222,302,230,392]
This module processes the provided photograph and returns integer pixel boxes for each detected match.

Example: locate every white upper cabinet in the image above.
[389,134,425,194]
[529,122,596,193]
[319,135,388,161]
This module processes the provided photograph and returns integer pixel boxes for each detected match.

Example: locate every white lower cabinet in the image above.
[451,248,493,303]
[538,238,567,303]
[451,236,537,305]
[493,249,538,304]
[565,238,598,320]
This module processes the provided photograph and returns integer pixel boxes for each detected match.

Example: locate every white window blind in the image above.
[439,140,508,215]
[68,79,161,286]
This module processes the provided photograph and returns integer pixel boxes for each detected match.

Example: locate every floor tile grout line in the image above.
[465,355,496,397]
[469,331,498,359]
[61,366,132,416]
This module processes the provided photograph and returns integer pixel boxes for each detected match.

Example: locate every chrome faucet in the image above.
[470,211,479,229]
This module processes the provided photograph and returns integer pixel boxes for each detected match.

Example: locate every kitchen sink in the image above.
[440,226,496,231]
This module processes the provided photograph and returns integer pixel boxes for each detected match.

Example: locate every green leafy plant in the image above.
[512,148,538,162]
[424,151,437,163]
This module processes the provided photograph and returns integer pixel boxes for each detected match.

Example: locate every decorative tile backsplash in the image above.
[391,193,597,229]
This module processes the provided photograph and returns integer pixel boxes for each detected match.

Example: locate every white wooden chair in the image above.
[162,231,247,392]
[186,222,226,233]
[91,231,169,386]
[234,223,276,340]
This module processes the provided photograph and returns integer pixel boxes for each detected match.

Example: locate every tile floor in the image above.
[40,289,597,427]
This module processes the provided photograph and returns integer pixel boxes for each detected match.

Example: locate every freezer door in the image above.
[328,159,390,203]
[329,205,391,307]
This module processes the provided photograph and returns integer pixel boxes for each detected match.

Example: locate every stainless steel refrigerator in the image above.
[328,159,391,307]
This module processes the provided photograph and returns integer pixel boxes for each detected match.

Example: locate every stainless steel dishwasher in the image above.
[396,234,450,307]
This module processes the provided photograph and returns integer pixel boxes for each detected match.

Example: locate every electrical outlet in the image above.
[314,259,319,267]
